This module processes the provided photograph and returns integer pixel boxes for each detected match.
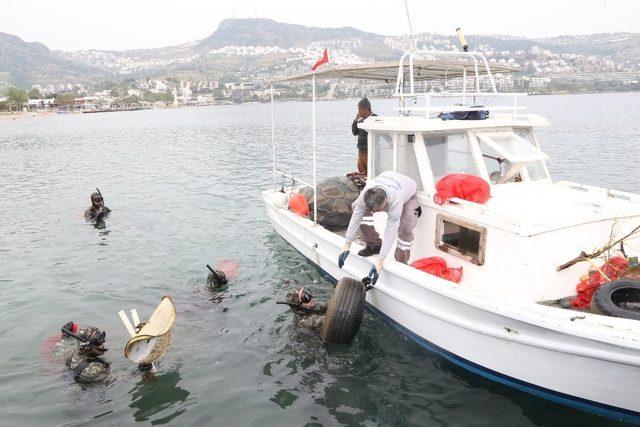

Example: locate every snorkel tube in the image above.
[276,288,316,314]
[275,301,315,314]
[206,264,228,285]
[60,326,108,352]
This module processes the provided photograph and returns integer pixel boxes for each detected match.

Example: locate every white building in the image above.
[154,80,168,91]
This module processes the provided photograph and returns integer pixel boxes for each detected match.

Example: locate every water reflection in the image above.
[128,368,191,425]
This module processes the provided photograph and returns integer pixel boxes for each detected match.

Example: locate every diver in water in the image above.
[206,264,228,291]
[84,190,111,222]
[59,321,111,384]
[281,288,327,330]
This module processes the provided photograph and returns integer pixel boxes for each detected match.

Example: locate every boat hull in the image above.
[264,193,640,423]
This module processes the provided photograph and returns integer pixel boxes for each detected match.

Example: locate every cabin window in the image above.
[373,133,394,176]
[435,214,486,265]
[514,128,548,180]
[397,134,422,190]
[424,133,478,182]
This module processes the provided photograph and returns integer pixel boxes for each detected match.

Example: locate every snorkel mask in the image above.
[61,324,108,353]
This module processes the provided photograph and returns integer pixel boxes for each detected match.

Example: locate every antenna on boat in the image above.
[403,0,417,52]
[456,27,469,52]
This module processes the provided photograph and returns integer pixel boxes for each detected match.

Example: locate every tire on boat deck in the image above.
[591,280,640,321]
[321,277,366,345]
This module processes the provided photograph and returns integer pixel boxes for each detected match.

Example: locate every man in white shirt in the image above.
[338,171,421,284]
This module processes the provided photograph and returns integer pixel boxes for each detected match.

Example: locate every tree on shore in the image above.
[28,88,42,99]
[3,87,28,112]
[111,95,141,107]
[142,91,173,103]
[54,93,75,109]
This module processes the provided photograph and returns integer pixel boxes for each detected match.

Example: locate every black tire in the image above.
[591,280,640,320]
[320,277,366,344]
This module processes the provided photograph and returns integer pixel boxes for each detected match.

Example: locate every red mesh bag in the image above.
[289,193,309,217]
[411,257,463,283]
[217,259,239,279]
[571,256,629,309]
[434,174,490,206]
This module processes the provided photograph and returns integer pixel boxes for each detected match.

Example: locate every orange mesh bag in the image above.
[411,257,463,283]
[571,257,629,309]
[434,174,490,206]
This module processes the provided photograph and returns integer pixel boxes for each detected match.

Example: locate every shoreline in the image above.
[2,90,639,120]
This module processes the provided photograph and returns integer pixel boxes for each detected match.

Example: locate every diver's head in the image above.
[207,269,228,289]
[81,328,107,356]
[90,192,104,208]
[286,288,313,305]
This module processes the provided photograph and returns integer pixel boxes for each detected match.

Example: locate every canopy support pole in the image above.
[312,75,318,224]
[271,84,276,190]
[462,67,467,105]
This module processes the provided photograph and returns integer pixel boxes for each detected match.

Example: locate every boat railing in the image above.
[273,170,314,189]
[394,50,527,118]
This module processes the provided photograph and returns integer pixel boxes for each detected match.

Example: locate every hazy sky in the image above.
[1,0,637,51]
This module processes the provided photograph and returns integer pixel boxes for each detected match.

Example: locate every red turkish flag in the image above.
[311,49,329,71]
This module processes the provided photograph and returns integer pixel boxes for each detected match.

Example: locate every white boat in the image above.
[262,50,640,422]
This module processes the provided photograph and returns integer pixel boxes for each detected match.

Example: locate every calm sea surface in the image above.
[1,93,639,426]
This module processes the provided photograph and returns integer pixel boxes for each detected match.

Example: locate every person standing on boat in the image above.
[351,98,376,175]
[338,171,420,284]
[84,191,111,222]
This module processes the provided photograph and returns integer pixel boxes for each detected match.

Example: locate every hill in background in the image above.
[1,18,639,89]
[0,32,108,87]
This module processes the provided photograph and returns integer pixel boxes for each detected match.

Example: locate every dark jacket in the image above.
[84,205,111,222]
[65,347,110,383]
[351,113,377,151]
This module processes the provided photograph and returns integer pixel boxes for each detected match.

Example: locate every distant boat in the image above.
[82,106,146,114]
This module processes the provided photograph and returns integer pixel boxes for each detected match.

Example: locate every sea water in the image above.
[1,93,639,426]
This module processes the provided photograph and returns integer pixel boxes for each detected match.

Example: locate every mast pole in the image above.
[271,83,276,189]
[312,75,318,224]
[403,0,417,52]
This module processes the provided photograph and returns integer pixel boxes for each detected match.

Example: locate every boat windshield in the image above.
[424,132,479,182]
[475,130,548,184]
[514,128,549,181]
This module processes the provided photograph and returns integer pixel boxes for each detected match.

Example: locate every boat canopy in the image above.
[268,51,525,223]
[270,59,518,83]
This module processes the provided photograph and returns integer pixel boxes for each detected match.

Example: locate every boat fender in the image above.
[289,193,309,217]
[320,277,366,345]
[270,191,288,209]
[591,280,640,321]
